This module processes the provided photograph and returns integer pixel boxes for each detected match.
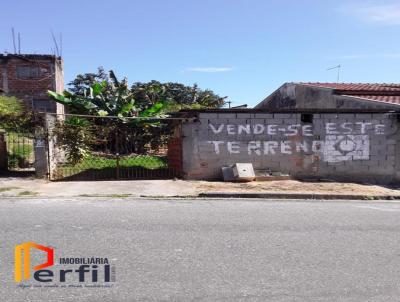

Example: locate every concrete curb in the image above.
[198,192,400,200]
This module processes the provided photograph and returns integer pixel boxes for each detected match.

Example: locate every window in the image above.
[301,113,313,123]
[16,66,41,79]
[33,99,55,113]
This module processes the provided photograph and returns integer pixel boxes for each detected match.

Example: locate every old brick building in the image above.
[0,53,64,114]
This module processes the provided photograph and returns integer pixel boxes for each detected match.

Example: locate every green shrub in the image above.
[52,117,95,165]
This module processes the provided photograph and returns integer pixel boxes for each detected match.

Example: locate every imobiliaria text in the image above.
[15,242,116,285]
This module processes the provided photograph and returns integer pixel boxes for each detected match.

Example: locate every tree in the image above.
[47,69,228,163]
[66,68,227,112]
[131,81,226,110]
[49,70,166,118]
[67,67,108,96]
[48,70,170,162]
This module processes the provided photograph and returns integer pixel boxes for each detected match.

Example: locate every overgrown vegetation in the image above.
[7,138,34,169]
[0,95,23,116]
[52,117,94,165]
[0,96,40,132]
[64,67,227,114]
[48,70,169,118]
[59,154,167,170]
[0,96,37,170]
[48,70,175,165]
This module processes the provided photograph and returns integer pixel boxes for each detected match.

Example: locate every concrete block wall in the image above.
[182,112,400,184]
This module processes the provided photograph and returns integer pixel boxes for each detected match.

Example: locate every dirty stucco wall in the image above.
[255,83,400,110]
[182,112,400,184]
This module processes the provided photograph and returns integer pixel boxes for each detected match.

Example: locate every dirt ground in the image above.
[1,177,400,198]
[195,180,400,196]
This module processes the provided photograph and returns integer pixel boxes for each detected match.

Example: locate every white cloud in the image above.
[345,3,400,25]
[185,67,233,73]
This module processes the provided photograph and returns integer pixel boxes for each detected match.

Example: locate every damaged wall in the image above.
[182,112,400,184]
[0,54,64,114]
[255,83,400,110]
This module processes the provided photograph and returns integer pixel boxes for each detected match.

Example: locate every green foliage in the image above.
[52,117,95,165]
[0,96,39,133]
[131,81,226,110]
[60,154,167,170]
[68,67,109,96]
[48,70,167,118]
[61,69,227,115]
[8,144,33,169]
[0,95,23,116]
[5,133,34,169]
[48,68,227,169]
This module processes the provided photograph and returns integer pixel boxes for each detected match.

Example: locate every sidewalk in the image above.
[1,177,400,199]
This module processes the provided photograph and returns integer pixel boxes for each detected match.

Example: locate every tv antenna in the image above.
[18,32,21,54]
[51,31,63,57]
[327,64,341,83]
[11,27,16,53]
[11,27,22,54]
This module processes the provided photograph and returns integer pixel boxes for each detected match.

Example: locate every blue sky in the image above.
[1,0,399,107]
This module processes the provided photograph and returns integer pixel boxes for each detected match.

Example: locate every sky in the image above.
[1,0,399,107]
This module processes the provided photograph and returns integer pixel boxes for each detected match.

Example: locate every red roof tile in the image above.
[298,83,400,105]
[344,95,400,104]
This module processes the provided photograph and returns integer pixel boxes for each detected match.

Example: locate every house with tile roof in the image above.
[255,83,400,110]
[177,82,400,183]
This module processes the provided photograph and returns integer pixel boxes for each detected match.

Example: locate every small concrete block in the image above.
[237,113,252,118]
[274,114,292,119]
[218,113,237,119]
[222,166,235,182]
[254,113,274,119]
[232,163,255,181]
[198,113,218,119]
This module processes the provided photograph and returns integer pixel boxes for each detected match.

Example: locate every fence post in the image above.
[167,123,183,178]
[0,131,8,171]
[115,131,120,179]
[34,126,48,178]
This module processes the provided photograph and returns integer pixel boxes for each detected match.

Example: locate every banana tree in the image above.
[48,70,166,118]
[48,70,169,157]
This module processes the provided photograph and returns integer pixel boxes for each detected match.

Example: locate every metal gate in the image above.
[1,131,36,175]
[47,114,182,181]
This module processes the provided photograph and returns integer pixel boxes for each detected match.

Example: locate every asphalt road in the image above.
[1,198,400,302]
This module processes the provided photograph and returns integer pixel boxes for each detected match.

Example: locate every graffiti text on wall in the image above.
[207,122,385,162]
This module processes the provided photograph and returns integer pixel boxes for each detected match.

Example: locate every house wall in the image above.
[0,54,64,114]
[255,83,400,110]
[182,112,400,184]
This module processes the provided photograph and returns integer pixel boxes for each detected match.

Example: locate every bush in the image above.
[52,117,95,165]
[0,96,38,133]
[0,95,23,116]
